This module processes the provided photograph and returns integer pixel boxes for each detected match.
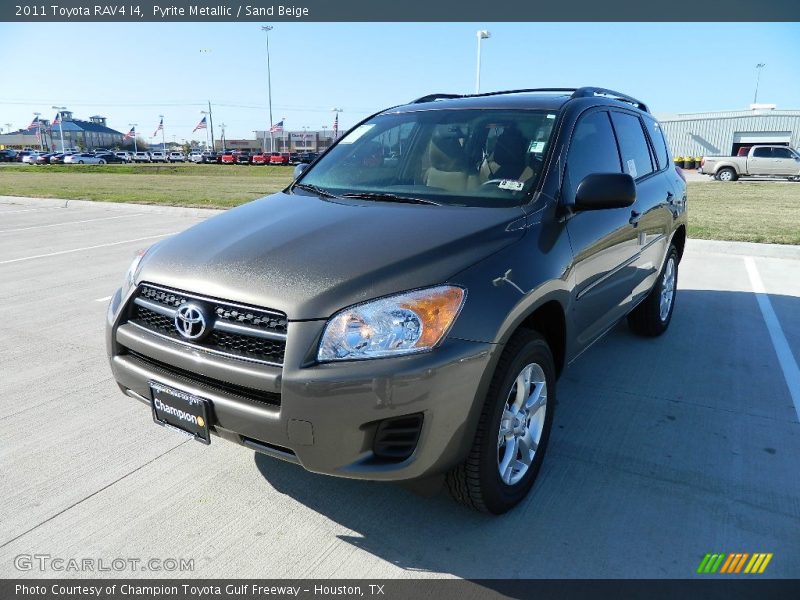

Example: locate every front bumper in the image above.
[106,288,496,481]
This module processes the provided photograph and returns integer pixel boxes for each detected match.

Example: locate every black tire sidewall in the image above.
[477,335,556,513]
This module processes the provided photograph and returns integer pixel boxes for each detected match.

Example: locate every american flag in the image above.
[51,113,61,128]
[123,127,135,140]
[153,118,163,137]
[193,116,207,133]
[270,120,284,133]
[27,116,40,131]
[332,113,338,137]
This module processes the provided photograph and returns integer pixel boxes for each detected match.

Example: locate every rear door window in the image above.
[752,147,772,158]
[610,111,654,179]
[642,117,670,170]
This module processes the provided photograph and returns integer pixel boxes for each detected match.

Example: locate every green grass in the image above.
[1,165,799,243]
[687,181,800,245]
[0,164,294,208]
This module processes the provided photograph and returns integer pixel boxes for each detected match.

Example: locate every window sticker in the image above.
[338,124,375,144]
[498,179,525,191]
[626,159,638,178]
[546,114,556,119]
[528,141,546,154]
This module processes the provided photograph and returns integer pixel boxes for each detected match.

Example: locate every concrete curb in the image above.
[687,238,800,260]
[0,195,224,217]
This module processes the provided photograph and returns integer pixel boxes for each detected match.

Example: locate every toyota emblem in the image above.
[174,303,207,340]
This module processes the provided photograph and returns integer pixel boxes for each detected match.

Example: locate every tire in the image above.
[78,160,84,164]
[716,167,737,182]
[98,159,106,164]
[627,245,679,337]
[447,330,556,514]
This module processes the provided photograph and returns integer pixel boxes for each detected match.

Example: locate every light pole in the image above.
[321,125,327,150]
[753,63,766,104]
[261,25,275,153]
[220,123,226,150]
[331,108,342,140]
[129,123,138,152]
[475,30,491,93]
[52,106,66,152]
[158,114,166,153]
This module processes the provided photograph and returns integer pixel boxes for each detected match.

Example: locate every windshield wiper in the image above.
[292,182,340,199]
[341,192,440,206]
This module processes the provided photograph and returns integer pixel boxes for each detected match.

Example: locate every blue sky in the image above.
[1,22,798,141]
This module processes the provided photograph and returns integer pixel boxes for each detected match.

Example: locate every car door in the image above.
[563,108,640,349]
[748,146,774,174]
[770,147,800,175]
[610,110,674,303]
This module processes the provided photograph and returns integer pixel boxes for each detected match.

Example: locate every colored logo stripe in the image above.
[698,553,773,574]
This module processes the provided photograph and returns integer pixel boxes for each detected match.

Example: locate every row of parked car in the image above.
[2,147,321,166]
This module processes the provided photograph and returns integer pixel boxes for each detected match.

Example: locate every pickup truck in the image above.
[699,145,800,181]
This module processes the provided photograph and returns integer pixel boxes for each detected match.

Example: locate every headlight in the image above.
[120,246,153,297]
[317,286,466,362]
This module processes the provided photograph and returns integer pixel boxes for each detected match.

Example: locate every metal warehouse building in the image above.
[657,106,800,157]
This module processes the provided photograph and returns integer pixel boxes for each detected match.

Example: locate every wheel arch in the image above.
[671,224,687,262]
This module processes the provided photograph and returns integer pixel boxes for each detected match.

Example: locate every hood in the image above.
[139,192,526,320]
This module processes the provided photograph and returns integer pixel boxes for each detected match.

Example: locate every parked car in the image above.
[106,86,687,514]
[235,151,251,165]
[34,153,57,165]
[48,153,67,164]
[114,151,133,162]
[132,152,152,163]
[188,152,205,163]
[295,152,319,164]
[168,152,186,163]
[21,152,42,164]
[93,148,111,154]
[698,145,800,181]
[250,152,269,165]
[150,151,167,163]
[220,151,237,164]
[64,152,108,164]
[96,153,126,164]
[0,149,18,162]
[269,152,291,165]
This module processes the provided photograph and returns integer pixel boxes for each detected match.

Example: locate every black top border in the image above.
[3,0,800,22]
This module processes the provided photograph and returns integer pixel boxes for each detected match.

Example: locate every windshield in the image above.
[296,108,558,207]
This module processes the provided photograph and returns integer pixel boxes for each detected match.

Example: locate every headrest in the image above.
[493,128,528,168]
[429,135,465,172]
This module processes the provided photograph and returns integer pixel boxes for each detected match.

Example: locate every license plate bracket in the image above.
[150,381,211,444]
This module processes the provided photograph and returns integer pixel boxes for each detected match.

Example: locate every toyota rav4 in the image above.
[106,87,687,513]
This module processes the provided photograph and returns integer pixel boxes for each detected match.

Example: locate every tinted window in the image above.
[564,110,621,202]
[753,147,772,158]
[643,117,670,170]
[610,112,654,179]
[772,147,793,159]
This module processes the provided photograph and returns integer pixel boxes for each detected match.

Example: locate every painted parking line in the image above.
[94,296,112,303]
[0,232,177,265]
[0,207,64,215]
[0,214,143,233]
[744,256,800,422]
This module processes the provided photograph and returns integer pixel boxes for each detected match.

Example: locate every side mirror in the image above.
[293,163,309,179]
[574,173,636,210]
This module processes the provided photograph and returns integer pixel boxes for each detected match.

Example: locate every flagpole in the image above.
[261,26,274,154]
[32,113,42,151]
[208,101,215,151]
[52,106,66,153]
[159,115,166,154]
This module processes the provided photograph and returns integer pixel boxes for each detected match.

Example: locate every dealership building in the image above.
[658,105,800,157]
[0,112,124,150]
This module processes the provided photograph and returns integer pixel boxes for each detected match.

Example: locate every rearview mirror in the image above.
[574,173,636,210]
[293,163,309,179]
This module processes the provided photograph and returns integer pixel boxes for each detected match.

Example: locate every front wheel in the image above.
[627,245,678,336]
[447,330,556,514]
[716,167,737,182]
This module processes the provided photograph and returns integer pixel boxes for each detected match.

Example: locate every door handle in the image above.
[629,210,641,226]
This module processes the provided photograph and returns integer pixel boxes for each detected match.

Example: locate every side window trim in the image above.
[641,114,670,173]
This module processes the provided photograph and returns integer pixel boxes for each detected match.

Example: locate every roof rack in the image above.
[410,87,649,113]
[411,93,464,104]
[571,87,649,113]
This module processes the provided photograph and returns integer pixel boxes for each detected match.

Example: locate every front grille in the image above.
[127,283,287,365]
[125,349,281,407]
[372,413,424,461]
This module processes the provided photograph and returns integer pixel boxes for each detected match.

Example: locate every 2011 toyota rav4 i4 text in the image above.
[106,87,687,513]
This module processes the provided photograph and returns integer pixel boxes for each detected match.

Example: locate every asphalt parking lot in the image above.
[1,196,798,579]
